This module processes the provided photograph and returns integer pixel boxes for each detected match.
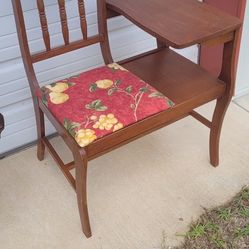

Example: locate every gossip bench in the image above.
[12,0,241,237]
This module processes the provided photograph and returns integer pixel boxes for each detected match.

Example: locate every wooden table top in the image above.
[106,0,241,48]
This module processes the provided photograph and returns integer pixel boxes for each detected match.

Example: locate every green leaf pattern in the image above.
[89,83,98,92]
[85,100,108,112]
[42,64,174,146]
[64,118,80,137]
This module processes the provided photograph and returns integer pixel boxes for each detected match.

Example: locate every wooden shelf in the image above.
[120,48,225,107]
[107,0,241,48]
[86,48,226,159]
[88,0,241,161]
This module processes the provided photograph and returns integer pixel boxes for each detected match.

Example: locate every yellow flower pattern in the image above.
[113,122,124,132]
[96,79,114,89]
[64,114,124,147]
[75,129,97,147]
[44,63,174,148]
[43,82,72,105]
[90,115,98,121]
[108,63,128,71]
[92,114,123,132]
[49,92,69,105]
[45,82,69,93]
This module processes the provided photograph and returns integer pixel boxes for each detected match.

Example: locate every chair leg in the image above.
[74,150,92,238]
[35,103,45,161]
[209,96,231,167]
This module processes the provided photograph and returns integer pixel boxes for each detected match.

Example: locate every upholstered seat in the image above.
[40,63,174,147]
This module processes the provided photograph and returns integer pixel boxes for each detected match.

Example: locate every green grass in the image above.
[239,208,249,218]
[211,234,226,249]
[171,187,249,249]
[185,223,207,239]
[235,224,249,238]
[241,189,249,201]
[217,207,232,221]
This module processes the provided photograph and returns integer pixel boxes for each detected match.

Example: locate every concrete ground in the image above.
[0,100,249,249]
[235,93,249,112]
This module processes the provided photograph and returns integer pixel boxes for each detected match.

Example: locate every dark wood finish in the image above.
[200,0,246,76]
[74,150,91,237]
[190,111,212,128]
[37,0,51,51]
[97,0,113,64]
[156,39,167,49]
[78,0,88,39]
[106,0,241,49]
[58,0,70,45]
[11,0,241,238]
[85,48,226,159]
[43,137,76,190]
[210,31,240,166]
[32,35,103,63]
[65,161,75,171]
[0,114,4,136]
[121,49,225,105]
[201,32,234,47]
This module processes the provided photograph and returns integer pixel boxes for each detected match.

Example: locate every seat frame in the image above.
[12,0,240,238]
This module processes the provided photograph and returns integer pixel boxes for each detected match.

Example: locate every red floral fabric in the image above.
[40,63,174,147]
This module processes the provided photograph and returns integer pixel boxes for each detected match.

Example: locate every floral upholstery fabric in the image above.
[40,63,174,147]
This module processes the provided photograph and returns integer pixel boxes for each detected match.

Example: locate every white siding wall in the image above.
[236,2,249,97]
[0,0,198,155]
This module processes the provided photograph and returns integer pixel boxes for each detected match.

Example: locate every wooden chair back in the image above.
[11,0,113,95]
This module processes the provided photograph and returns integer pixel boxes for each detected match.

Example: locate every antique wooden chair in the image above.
[12,0,241,238]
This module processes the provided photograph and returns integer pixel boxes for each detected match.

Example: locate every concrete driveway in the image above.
[0,101,249,249]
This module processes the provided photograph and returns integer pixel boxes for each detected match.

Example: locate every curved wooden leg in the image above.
[210,96,231,167]
[209,32,240,167]
[35,103,45,161]
[74,150,92,238]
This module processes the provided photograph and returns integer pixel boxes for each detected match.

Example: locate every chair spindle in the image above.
[37,0,51,51]
[58,0,70,45]
[78,0,88,39]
